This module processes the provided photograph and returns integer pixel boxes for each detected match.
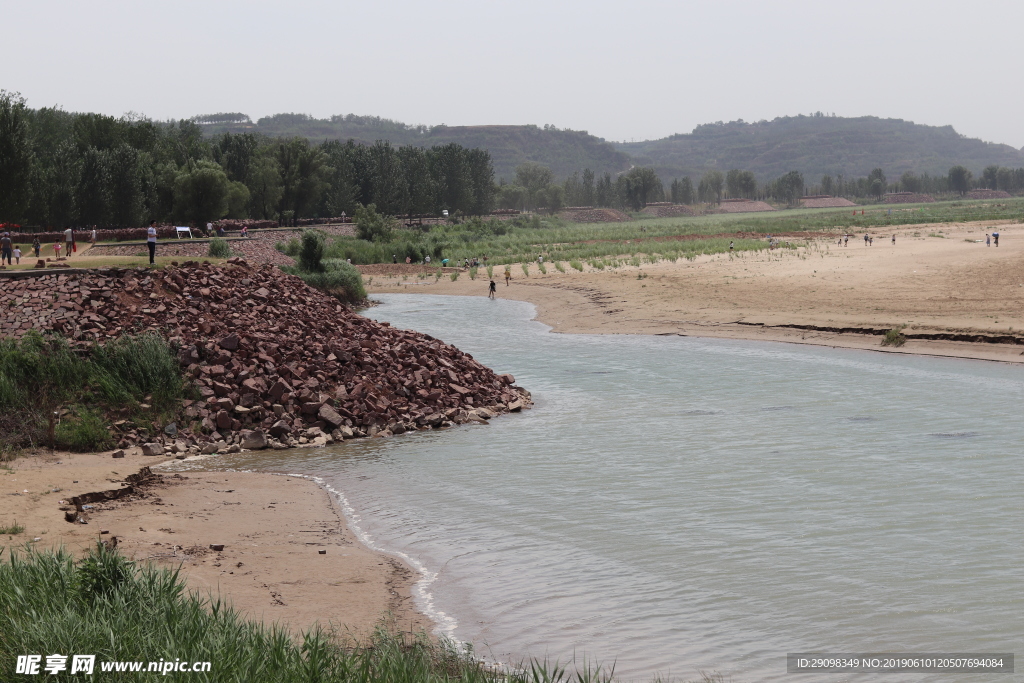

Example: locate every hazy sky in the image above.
[4,0,1023,147]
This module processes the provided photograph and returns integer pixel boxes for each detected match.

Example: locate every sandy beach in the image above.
[0,448,430,640]
[365,220,1024,363]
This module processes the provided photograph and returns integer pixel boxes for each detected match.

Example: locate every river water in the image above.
[221,294,1023,682]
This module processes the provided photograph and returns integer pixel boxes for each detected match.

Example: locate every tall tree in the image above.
[699,170,724,204]
[107,143,146,227]
[514,162,554,210]
[982,165,999,190]
[948,165,972,195]
[867,168,887,199]
[465,147,495,215]
[77,147,110,226]
[429,143,471,214]
[0,92,34,222]
[581,168,595,206]
[247,156,283,219]
[173,160,230,225]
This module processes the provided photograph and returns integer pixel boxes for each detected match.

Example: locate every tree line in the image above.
[0,92,495,228]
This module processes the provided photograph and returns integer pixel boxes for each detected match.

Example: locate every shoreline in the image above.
[0,448,433,641]
[363,221,1024,365]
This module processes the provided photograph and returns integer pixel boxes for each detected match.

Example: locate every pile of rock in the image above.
[883,192,935,204]
[800,196,857,208]
[640,204,696,217]
[716,200,776,213]
[966,189,1011,199]
[559,208,631,223]
[0,259,530,452]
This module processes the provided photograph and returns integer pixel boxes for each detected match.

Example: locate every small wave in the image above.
[680,409,720,415]
[929,431,981,439]
[761,405,794,411]
[847,416,876,422]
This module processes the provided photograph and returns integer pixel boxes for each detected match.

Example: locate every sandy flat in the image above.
[366,221,1024,363]
[0,449,429,640]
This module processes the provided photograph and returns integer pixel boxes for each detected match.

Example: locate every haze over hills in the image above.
[196,112,1024,183]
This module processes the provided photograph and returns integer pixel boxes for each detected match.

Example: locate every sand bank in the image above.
[365,221,1024,363]
[0,448,429,640]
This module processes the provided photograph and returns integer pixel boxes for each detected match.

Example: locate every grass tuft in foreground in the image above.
[0,545,703,682]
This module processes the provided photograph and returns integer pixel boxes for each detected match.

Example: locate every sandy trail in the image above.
[365,221,1024,363]
[0,450,429,640]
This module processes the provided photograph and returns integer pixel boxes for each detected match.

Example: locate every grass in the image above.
[0,522,24,535]
[554,261,566,273]
[521,263,530,277]
[207,237,231,258]
[881,327,908,347]
[0,544,697,683]
[0,331,191,453]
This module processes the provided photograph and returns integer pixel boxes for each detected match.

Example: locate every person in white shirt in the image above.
[64,227,73,258]
[13,246,21,264]
[147,221,158,264]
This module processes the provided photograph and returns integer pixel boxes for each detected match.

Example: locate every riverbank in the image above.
[0,448,430,640]
[364,220,1024,363]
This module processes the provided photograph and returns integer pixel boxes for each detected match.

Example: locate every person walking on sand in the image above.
[864,233,869,246]
[488,280,496,299]
[986,234,991,247]
[730,241,734,252]
[147,220,157,264]
[90,227,97,244]
[843,234,848,247]
[891,234,896,245]
[64,227,74,257]
[53,240,61,259]
[32,237,40,258]
[0,233,11,265]
[13,246,21,265]
[504,267,511,286]
[993,231,999,247]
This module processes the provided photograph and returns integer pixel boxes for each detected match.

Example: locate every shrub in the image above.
[450,271,459,282]
[207,238,230,258]
[537,262,547,274]
[354,203,396,242]
[469,267,477,280]
[881,327,907,347]
[299,230,326,272]
[554,261,566,273]
[521,263,530,277]
[55,409,112,452]
[486,265,493,278]
[282,259,366,304]
[570,260,584,272]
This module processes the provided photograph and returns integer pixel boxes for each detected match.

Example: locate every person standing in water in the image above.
[488,280,496,299]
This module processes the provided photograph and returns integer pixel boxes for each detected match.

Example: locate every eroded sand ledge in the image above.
[367,221,1024,363]
[0,449,431,640]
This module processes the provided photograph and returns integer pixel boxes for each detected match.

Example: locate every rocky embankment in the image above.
[0,259,530,453]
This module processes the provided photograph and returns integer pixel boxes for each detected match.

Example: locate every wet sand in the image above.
[0,448,430,640]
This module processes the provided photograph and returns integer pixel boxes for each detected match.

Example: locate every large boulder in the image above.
[240,429,267,450]
[141,443,162,456]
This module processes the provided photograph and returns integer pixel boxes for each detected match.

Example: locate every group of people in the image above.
[986,232,1000,247]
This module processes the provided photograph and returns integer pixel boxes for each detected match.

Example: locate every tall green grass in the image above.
[207,238,231,258]
[0,545,656,682]
[0,332,190,453]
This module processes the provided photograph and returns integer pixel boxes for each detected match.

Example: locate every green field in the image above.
[290,198,1024,267]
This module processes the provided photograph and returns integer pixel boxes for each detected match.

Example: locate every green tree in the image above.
[820,175,834,196]
[214,132,260,183]
[867,168,887,199]
[982,165,999,190]
[354,203,396,242]
[514,162,554,209]
[247,156,283,219]
[365,140,406,216]
[77,147,110,226]
[465,147,495,215]
[298,229,326,271]
[429,143,470,214]
[0,91,34,222]
[276,137,325,219]
[899,171,921,193]
[671,177,694,204]
[773,171,804,205]
[107,143,146,227]
[699,170,724,204]
[581,168,595,206]
[44,141,81,227]
[225,181,250,219]
[398,145,434,217]
[173,160,230,225]
[619,166,662,210]
[948,165,972,195]
[726,169,756,198]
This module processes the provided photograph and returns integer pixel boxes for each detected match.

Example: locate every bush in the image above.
[282,259,366,304]
[207,238,230,258]
[881,327,907,347]
[55,409,112,452]
[354,204,397,242]
[570,260,584,272]
[299,230,326,272]
[0,332,190,452]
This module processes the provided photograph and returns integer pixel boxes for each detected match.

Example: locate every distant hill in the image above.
[615,115,1024,181]
[196,114,631,181]
[195,112,1024,182]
